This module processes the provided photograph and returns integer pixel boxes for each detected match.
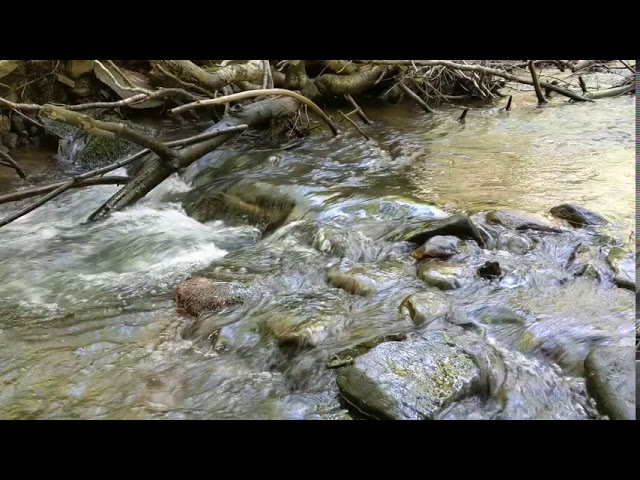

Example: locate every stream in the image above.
[0,91,635,419]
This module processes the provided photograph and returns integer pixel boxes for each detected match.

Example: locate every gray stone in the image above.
[417,262,467,290]
[387,214,485,248]
[412,235,462,260]
[400,290,452,326]
[584,347,635,420]
[550,204,607,227]
[606,247,635,291]
[336,332,479,419]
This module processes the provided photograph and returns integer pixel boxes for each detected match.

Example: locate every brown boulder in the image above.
[174,276,244,317]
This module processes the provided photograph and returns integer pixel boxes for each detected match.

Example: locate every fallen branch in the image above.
[0,176,129,205]
[90,96,300,220]
[262,60,274,89]
[505,95,513,111]
[345,94,372,125]
[585,83,634,99]
[457,108,469,122]
[528,61,547,104]
[0,150,27,179]
[578,76,588,94]
[398,83,436,114]
[170,88,338,135]
[338,110,370,140]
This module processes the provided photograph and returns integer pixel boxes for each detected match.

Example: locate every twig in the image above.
[457,108,469,122]
[170,88,338,136]
[368,60,592,102]
[344,94,372,125]
[262,60,274,89]
[528,61,547,104]
[0,176,129,205]
[338,110,370,140]
[578,75,588,94]
[398,83,436,113]
[619,60,635,74]
[0,150,27,179]
[106,61,136,88]
[504,95,513,111]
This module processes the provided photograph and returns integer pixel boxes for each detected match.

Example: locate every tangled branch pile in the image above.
[0,59,634,228]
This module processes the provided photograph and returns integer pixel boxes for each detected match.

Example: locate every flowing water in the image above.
[0,91,635,419]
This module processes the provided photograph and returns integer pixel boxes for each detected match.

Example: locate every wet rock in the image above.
[584,347,635,420]
[566,243,602,281]
[174,276,245,317]
[183,180,297,234]
[75,134,139,166]
[387,214,485,248]
[1,132,18,150]
[417,262,467,290]
[326,261,413,297]
[336,332,479,419]
[412,235,462,260]
[325,333,407,369]
[0,114,9,133]
[550,203,607,227]
[486,209,560,233]
[477,261,501,280]
[473,306,526,326]
[311,225,388,262]
[605,247,635,291]
[495,232,535,255]
[400,290,452,326]
[11,115,27,136]
[259,291,351,350]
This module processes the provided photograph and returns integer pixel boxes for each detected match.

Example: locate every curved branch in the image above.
[170,88,338,135]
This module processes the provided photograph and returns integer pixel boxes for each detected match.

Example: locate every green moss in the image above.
[76,134,139,166]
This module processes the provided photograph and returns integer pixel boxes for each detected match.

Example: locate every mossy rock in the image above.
[336,331,479,419]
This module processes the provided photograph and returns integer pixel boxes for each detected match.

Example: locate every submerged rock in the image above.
[584,347,635,420]
[326,261,413,297]
[336,332,479,419]
[495,231,535,255]
[400,290,452,326]
[412,235,462,260]
[605,247,635,291]
[386,214,485,248]
[473,306,526,326]
[417,262,468,290]
[550,204,607,227]
[477,261,502,280]
[183,180,297,234]
[325,333,407,369]
[174,276,245,317]
[486,209,560,232]
[566,243,602,281]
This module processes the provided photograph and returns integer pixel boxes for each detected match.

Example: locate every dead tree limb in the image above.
[505,95,513,111]
[170,88,338,135]
[345,94,372,125]
[619,60,635,74]
[89,97,301,221]
[528,61,548,104]
[0,176,129,205]
[457,108,469,122]
[398,83,436,114]
[578,76,588,94]
[585,83,634,99]
[0,150,27,179]
[262,60,274,89]
[338,110,370,140]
